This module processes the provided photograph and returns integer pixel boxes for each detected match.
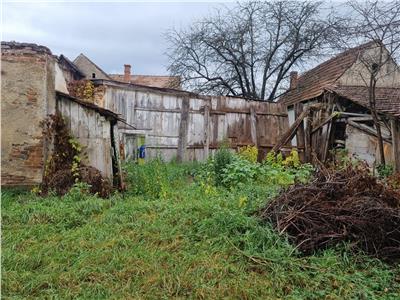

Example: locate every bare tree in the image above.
[166,1,340,101]
[346,0,400,165]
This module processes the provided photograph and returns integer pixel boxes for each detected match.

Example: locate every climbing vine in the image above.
[40,112,112,197]
[68,80,95,102]
[40,113,84,193]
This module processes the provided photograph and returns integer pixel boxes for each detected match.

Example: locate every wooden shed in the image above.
[278,41,400,170]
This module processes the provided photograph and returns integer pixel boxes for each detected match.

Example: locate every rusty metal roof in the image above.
[279,41,377,106]
[328,85,400,117]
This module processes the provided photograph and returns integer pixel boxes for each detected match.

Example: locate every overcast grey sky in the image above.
[2,1,233,75]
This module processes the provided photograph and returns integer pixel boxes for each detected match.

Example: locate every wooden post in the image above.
[250,106,258,147]
[304,109,313,163]
[391,118,400,172]
[177,96,190,162]
[272,107,310,153]
[294,103,305,161]
[203,103,210,160]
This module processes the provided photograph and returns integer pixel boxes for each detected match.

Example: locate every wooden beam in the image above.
[321,118,333,162]
[203,104,210,159]
[294,103,305,161]
[250,106,258,147]
[177,96,190,162]
[304,110,313,163]
[311,112,339,134]
[272,107,310,152]
[391,118,400,172]
[347,116,373,122]
[347,120,392,143]
[338,112,373,117]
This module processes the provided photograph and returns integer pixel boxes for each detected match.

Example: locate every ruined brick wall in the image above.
[1,42,56,186]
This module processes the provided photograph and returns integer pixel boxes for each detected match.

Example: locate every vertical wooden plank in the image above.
[391,118,400,172]
[177,96,190,162]
[250,106,258,147]
[204,103,210,159]
[294,103,305,161]
[304,110,313,163]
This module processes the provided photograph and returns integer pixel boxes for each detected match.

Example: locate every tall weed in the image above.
[123,159,200,199]
[213,146,233,185]
[197,149,314,190]
[124,158,170,198]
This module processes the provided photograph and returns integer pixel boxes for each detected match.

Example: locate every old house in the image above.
[1,41,121,187]
[58,54,85,83]
[73,53,112,80]
[73,54,181,89]
[279,41,400,169]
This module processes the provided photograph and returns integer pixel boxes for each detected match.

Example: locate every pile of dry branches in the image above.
[260,166,400,262]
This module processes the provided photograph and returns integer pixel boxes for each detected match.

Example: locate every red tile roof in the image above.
[279,41,377,106]
[109,74,181,89]
[328,85,400,117]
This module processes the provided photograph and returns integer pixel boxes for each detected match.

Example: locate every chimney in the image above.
[124,64,131,82]
[290,71,298,89]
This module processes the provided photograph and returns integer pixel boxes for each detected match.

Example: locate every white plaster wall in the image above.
[345,125,393,166]
[287,106,296,146]
[55,63,69,93]
[338,46,400,88]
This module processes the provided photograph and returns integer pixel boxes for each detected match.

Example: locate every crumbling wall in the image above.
[1,42,56,186]
[345,125,394,166]
[339,46,400,88]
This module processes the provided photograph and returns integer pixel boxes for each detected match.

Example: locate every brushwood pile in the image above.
[260,166,400,262]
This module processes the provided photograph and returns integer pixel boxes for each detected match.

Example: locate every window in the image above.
[92,73,96,79]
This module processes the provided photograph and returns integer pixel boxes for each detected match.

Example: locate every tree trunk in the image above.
[369,75,385,165]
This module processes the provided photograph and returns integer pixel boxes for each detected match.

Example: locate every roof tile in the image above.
[329,85,400,117]
[109,74,181,89]
[279,41,376,106]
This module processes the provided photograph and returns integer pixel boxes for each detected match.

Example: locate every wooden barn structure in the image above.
[278,41,400,170]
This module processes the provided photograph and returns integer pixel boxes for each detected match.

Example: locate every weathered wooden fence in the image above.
[57,92,120,180]
[94,81,289,161]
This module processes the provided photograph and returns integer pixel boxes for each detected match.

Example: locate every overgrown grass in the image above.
[2,160,400,299]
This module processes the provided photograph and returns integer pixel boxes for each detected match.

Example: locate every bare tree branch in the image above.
[343,0,400,165]
[166,0,341,101]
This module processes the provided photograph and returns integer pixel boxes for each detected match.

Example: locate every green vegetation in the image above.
[2,150,400,299]
[377,163,395,178]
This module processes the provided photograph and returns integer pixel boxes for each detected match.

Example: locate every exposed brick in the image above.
[26,88,38,104]
[1,174,28,185]
[1,41,55,187]
[24,143,44,168]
